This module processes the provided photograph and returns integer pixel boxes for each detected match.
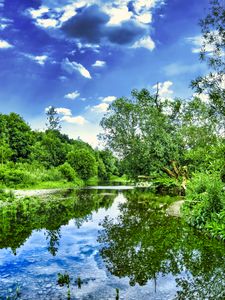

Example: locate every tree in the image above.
[45,106,61,131]
[6,113,33,162]
[67,148,98,180]
[192,0,225,120]
[31,131,68,167]
[98,150,118,180]
[100,89,183,178]
[0,114,12,165]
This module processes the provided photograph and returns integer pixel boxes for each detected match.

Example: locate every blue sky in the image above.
[0,0,210,146]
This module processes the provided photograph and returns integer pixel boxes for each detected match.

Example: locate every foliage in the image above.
[0,111,120,188]
[30,131,68,168]
[100,89,183,179]
[182,173,225,228]
[67,149,98,180]
[0,113,34,162]
[58,162,77,182]
[0,189,15,202]
[57,272,70,287]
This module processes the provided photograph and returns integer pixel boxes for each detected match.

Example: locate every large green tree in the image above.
[67,148,98,180]
[100,89,183,178]
[5,113,33,162]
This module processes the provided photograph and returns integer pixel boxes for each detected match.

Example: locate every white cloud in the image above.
[28,6,49,19]
[136,13,152,24]
[104,5,132,25]
[92,60,106,67]
[24,54,48,65]
[36,18,58,28]
[102,96,116,103]
[61,115,86,125]
[186,35,217,54]
[91,103,109,113]
[62,58,92,79]
[64,91,80,100]
[153,81,174,98]
[45,106,86,125]
[132,36,155,51]
[0,39,13,49]
[29,0,164,52]
[0,18,12,30]
[34,55,48,65]
[55,107,72,116]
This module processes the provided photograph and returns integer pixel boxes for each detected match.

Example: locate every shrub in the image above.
[0,189,15,202]
[182,173,225,227]
[58,162,77,182]
[0,167,36,187]
[67,149,98,180]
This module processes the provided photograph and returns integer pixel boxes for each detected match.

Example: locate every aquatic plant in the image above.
[57,272,70,287]
[116,288,119,300]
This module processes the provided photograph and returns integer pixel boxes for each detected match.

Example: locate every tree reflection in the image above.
[98,190,225,298]
[0,189,115,254]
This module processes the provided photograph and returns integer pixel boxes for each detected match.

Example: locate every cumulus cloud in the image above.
[153,81,174,99]
[62,58,92,79]
[61,5,109,44]
[105,6,132,25]
[132,36,155,51]
[55,107,72,116]
[61,115,86,125]
[27,1,165,50]
[0,39,13,49]
[28,6,49,19]
[62,5,146,46]
[64,91,80,100]
[36,18,58,28]
[186,35,216,54]
[45,106,86,125]
[24,54,48,65]
[102,96,116,103]
[92,60,106,67]
[91,103,109,113]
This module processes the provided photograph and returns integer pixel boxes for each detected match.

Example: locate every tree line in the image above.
[0,110,119,188]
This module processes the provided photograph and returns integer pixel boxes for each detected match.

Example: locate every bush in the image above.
[67,149,98,180]
[58,163,77,182]
[0,189,15,202]
[0,167,36,187]
[182,173,225,228]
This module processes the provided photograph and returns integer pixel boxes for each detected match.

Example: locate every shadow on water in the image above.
[0,188,225,299]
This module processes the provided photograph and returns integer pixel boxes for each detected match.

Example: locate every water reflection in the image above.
[0,189,115,254]
[0,188,224,299]
[98,190,225,299]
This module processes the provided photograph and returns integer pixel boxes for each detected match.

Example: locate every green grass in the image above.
[16,180,83,190]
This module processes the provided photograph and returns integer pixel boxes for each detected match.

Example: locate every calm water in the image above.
[0,187,225,300]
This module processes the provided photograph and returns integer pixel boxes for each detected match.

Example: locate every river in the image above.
[0,187,225,299]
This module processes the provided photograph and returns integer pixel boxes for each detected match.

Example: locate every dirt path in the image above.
[14,189,64,198]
